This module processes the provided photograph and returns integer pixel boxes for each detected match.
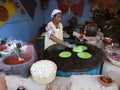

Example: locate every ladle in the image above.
[15,51,24,61]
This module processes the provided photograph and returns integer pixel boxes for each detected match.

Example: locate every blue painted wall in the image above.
[0,0,92,42]
[0,0,44,42]
[43,0,93,27]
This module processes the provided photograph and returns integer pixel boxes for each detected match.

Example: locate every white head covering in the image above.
[51,9,62,18]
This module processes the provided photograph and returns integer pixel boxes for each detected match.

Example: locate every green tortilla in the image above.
[77,52,92,59]
[72,45,88,52]
[59,51,72,58]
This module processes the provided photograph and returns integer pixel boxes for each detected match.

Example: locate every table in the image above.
[1,72,119,90]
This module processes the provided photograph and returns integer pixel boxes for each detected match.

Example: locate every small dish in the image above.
[97,76,114,87]
[107,52,120,66]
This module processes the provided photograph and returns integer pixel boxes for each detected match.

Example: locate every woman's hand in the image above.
[64,42,71,47]
[50,35,76,48]
[50,35,71,47]
[65,42,76,48]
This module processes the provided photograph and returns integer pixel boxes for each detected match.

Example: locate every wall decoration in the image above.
[64,0,75,15]
[15,1,21,8]
[0,5,9,21]
[57,0,85,17]
[71,0,84,16]
[0,0,16,27]
[64,0,75,6]
[40,0,49,11]
[15,1,26,15]
[21,8,26,14]
[20,0,37,19]
[0,0,6,3]
[8,0,14,3]
[87,0,97,4]
[95,0,117,8]
[90,0,120,15]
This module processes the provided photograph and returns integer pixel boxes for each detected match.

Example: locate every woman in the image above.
[44,9,71,49]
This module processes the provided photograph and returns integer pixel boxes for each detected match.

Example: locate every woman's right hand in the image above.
[64,42,71,47]
[64,42,76,48]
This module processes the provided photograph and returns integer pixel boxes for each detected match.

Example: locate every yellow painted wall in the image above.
[0,0,16,27]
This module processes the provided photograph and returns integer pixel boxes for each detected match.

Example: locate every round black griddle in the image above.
[43,43,104,72]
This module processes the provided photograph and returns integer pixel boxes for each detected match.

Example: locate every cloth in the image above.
[102,60,120,88]
[1,72,119,90]
[57,1,69,14]
[5,75,46,90]
[71,0,84,17]
[70,75,119,90]
[44,22,63,49]
[57,0,85,17]
[51,9,62,18]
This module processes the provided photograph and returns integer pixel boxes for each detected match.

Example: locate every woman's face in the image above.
[53,13,62,24]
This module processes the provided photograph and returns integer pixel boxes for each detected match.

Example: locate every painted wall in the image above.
[0,0,44,42]
[43,0,93,27]
[0,0,92,42]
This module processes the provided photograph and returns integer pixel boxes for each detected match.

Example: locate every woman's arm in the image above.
[50,35,70,47]
[46,23,71,47]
